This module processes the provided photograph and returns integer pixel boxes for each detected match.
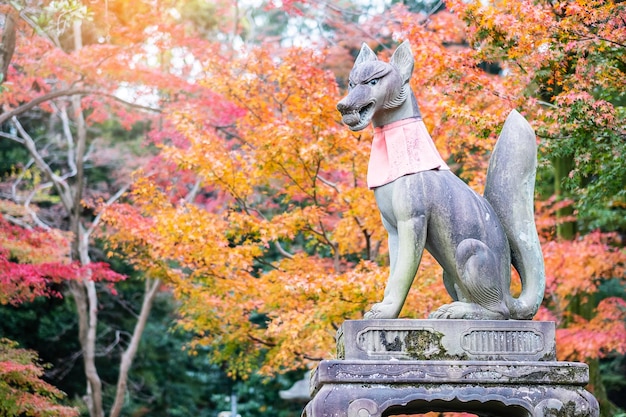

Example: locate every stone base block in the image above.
[304,359,598,417]
[337,319,556,361]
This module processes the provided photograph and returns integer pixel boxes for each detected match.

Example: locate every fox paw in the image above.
[429,302,508,320]
[364,301,400,319]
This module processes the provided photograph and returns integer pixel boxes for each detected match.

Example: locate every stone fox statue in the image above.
[336,41,545,320]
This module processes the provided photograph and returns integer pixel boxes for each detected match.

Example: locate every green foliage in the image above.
[540,98,626,232]
[0,139,29,176]
[177,0,220,37]
[0,295,85,399]
[115,290,304,417]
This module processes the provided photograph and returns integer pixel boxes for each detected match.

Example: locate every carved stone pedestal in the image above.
[303,320,599,417]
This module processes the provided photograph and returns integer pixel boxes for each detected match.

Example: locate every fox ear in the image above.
[353,43,378,68]
[390,41,414,84]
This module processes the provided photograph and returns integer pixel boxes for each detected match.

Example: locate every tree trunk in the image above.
[67,19,106,417]
[109,278,161,417]
[70,278,104,417]
[553,156,575,240]
[0,9,17,83]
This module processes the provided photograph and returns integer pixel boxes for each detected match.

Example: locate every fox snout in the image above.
[336,87,376,131]
[336,99,350,115]
[336,87,366,115]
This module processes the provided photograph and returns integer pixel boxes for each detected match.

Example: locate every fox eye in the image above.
[368,78,380,86]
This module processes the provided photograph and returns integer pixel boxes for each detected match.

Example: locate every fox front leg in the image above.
[365,215,426,319]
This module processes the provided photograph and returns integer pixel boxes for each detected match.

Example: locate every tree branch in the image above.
[11,116,74,211]
[0,89,89,125]
[87,183,131,237]
[0,88,161,126]
[109,278,161,417]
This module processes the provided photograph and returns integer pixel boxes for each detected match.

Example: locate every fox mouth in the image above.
[342,101,375,131]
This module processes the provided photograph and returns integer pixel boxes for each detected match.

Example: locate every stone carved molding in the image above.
[461,328,544,354]
[370,387,537,416]
[304,381,599,417]
[314,360,589,390]
[346,398,378,417]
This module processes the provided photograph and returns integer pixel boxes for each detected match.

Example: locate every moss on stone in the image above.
[403,330,468,360]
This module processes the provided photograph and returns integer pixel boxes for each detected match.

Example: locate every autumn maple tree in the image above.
[443,1,626,413]
[0,338,78,417]
[0,0,223,415]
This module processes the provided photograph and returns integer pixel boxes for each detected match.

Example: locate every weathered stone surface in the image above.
[338,319,556,361]
[312,360,589,391]
[336,41,545,320]
[305,359,598,416]
[303,319,598,417]
[304,381,599,417]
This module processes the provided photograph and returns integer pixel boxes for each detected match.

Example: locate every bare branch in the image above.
[24,181,54,229]
[2,214,32,229]
[11,116,74,211]
[109,278,161,417]
[0,88,161,126]
[538,100,558,109]
[10,158,34,201]
[0,88,89,125]
[9,1,61,48]
[317,174,339,191]
[0,131,24,143]
[184,178,202,203]
[96,330,121,357]
[86,183,131,237]
[57,103,78,178]
[274,241,294,259]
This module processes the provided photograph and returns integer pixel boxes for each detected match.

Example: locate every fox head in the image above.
[336,41,421,131]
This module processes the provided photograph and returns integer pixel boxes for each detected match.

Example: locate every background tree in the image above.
[0,0,211,415]
[0,338,79,417]
[2,0,312,415]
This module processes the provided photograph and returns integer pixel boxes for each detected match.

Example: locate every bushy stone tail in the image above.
[484,110,545,319]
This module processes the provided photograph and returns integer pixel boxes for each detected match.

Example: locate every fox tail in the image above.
[484,110,545,320]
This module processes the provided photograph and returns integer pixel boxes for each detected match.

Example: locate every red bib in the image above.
[368,118,449,189]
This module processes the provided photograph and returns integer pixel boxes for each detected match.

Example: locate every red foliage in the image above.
[557,298,626,360]
[0,216,125,305]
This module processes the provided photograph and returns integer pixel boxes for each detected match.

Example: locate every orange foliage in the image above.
[104,43,455,376]
[103,0,625,378]
[539,231,626,361]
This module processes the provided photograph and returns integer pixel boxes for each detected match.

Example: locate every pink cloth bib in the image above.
[367,118,449,189]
